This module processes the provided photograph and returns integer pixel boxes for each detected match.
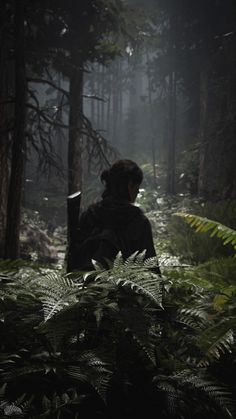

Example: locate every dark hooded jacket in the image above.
[73,197,160,273]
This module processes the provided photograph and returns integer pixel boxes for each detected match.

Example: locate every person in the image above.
[74,159,161,275]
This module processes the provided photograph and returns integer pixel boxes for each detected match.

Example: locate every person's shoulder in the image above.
[133,204,148,218]
[131,205,151,225]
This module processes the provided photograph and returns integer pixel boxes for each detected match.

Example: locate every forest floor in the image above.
[144,193,192,269]
[20,191,197,269]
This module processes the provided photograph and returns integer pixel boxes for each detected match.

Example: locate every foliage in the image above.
[167,212,236,380]
[167,200,236,263]
[0,254,235,418]
[175,213,236,255]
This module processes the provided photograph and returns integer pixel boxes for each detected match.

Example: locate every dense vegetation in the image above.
[0,1,236,417]
[0,216,236,418]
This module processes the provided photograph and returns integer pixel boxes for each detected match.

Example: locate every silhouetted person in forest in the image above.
[74,159,161,275]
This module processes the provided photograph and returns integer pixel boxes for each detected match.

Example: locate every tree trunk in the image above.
[112,62,119,145]
[198,27,236,200]
[68,57,84,195]
[96,65,101,128]
[106,72,111,135]
[101,65,105,129]
[166,16,177,195]
[167,69,176,194]
[146,49,157,188]
[4,0,26,259]
[197,69,209,197]
[0,1,13,257]
[90,73,95,126]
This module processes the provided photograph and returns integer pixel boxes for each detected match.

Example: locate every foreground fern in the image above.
[86,250,163,307]
[0,256,235,418]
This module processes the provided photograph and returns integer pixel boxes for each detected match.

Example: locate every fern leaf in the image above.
[155,370,234,417]
[65,352,111,402]
[38,271,78,321]
[175,213,236,254]
[177,307,209,330]
[93,252,163,308]
[198,328,234,367]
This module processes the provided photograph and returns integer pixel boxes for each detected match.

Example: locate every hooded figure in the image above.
[74,159,161,275]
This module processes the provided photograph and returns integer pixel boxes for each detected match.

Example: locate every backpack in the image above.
[76,226,124,271]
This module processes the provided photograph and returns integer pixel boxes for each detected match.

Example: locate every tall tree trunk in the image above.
[101,65,105,129]
[225,12,236,198]
[90,73,95,126]
[106,72,111,135]
[96,65,101,128]
[198,28,236,199]
[4,0,26,259]
[68,57,84,195]
[112,62,119,145]
[166,14,177,195]
[167,69,176,194]
[166,7,177,195]
[0,1,13,257]
[197,68,208,196]
[146,48,157,188]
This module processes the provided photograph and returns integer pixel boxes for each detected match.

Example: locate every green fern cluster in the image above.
[0,252,235,418]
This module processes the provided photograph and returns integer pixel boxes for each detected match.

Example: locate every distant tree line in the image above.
[85,0,236,198]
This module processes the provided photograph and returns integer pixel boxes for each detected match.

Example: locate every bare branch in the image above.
[83,94,107,102]
[27,77,69,98]
[27,103,69,129]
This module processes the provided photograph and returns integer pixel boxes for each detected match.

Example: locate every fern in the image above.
[155,370,234,418]
[177,307,210,331]
[175,213,236,254]
[1,255,236,418]
[37,271,79,321]
[90,251,163,308]
[198,325,235,367]
[65,351,112,401]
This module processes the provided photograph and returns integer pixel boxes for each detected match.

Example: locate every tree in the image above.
[0,1,13,257]
[0,0,127,258]
[143,0,236,198]
[4,0,27,259]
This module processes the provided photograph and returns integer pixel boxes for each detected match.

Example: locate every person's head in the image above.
[101,159,143,203]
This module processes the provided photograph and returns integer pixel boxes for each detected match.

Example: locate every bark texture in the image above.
[68,57,84,195]
[4,0,26,259]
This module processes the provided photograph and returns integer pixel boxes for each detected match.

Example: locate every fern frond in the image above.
[40,390,85,416]
[155,370,234,418]
[198,327,234,367]
[177,307,209,330]
[38,271,79,321]
[65,352,111,402]
[175,213,236,254]
[92,251,163,308]
[131,333,156,365]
